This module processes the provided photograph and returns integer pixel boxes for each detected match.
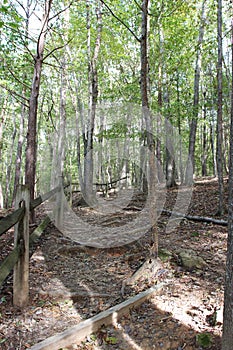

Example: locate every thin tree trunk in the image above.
[5,114,17,208]
[12,0,31,206]
[0,97,8,208]
[201,91,208,176]
[156,22,163,182]
[216,0,224,215]
[176,72,184,184]
[25,0,52,219]
[84,0,102,205]
[57,60,67,181]
[185,0,206,183]
[141,0,158,258]
[222,9,233,348]
[210,110,217,176]
[12,95,25,206]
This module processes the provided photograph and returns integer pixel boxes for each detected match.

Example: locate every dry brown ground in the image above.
[0,177,228,350]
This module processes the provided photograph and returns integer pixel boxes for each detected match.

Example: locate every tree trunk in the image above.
[222,9,233,348]
[84,0,102,205]
[140,0,158,257]
[216,0,224,215]
[56,58,67,182]
[185,0,206,183]
[201,91,208,177]
[12,97,25,206]
[12,0,31,206]
[163,73,176,188]
[176,72,184,184]
[0,97,8,208]
[210,110,217,176]
[25,0,52,218]
[5,114,16,208]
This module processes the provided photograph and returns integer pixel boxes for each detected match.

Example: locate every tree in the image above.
[83,0,102,205]
[140,0,159,257]
[25,0,53,211]
[221,5,233,349]
[216,0,224,215]
[185,0,206,183]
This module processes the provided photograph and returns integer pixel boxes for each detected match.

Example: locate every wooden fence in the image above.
[0,184,65,307]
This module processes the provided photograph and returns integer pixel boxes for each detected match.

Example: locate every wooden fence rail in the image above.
[0,183,66,307]
[0,207,25,236]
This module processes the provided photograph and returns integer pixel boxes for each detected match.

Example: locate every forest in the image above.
[0,0,233,349]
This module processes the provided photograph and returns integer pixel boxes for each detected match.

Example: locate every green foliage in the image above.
[196,333,213,348]
[0,0,231,205]
[105,336,118,345]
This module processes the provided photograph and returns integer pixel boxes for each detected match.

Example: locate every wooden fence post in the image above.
[13,185,30,307]
[55,179,64,230]
[68,175,72,206]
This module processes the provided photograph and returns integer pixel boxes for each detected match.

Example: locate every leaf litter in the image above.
[0,177,227,349]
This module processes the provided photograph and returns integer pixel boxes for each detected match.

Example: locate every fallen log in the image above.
[160,209,228,227]
[94,176,128,187]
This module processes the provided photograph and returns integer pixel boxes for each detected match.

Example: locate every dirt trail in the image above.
[0,178,227,349]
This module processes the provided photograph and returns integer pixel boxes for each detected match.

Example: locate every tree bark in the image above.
[140,0,158,257]
[201,91,208,177]
[0,97,8,208]
[216,0,224,215]
[12,98,25,206]
[222,7,233,349]
[84,0,102,205]
[25,0,52,217]
[185,0,206,183]
[12,1,30,207]
[210,110,217,176]
[176,72,184,184]
[5,114,16,208]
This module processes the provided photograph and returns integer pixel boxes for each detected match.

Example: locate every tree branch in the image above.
[42,38,73,61]
[49,2,74,22]
[5,63,31,91]
[100,0,141,42]
[133,0,143,11]
[0,84,29,108]
[159,209,227,227]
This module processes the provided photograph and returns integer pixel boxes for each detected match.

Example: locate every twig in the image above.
[100,0,141,42]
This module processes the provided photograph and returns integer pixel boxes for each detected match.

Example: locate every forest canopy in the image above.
[0,0,231,207]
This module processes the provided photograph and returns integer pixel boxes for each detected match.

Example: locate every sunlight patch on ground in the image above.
[150,285,223,334]
[112,312,144,350]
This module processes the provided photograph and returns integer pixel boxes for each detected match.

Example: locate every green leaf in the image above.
[90,334,97,341]
[105,336,118,345]
[0,5,8,13]
[196,333,213,348]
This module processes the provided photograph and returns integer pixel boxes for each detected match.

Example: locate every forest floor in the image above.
[0,177,228,350]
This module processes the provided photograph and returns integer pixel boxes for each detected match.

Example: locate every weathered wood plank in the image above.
[28,283,164,350]
[0,184,67,237]
[0,207,25,236]
[0,216,51,288]
[30,186,60,210]
[0,246,20,287]
[29,216,51,245]
[13,185,30,307]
